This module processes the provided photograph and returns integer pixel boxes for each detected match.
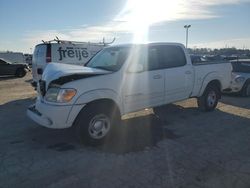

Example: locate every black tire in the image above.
[74,102,121,145]
[241,80,250,97]
[16,68,26,78]
[197,85,220,111]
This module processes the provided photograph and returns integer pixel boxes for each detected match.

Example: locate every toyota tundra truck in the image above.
[27,43,232,145]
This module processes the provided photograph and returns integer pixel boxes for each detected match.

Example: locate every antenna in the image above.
[103,37,116,46]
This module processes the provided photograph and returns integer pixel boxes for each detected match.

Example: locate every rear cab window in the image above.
[231,60,250,73]
[143,44,187,71]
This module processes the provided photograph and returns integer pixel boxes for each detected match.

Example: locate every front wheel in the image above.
[74,102,121,145]
[197,85,220,111]
[16,68,26,78]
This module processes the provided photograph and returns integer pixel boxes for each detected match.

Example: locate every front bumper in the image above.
[27,99,85,129]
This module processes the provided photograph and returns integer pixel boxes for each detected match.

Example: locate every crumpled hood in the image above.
[42,63,111,87]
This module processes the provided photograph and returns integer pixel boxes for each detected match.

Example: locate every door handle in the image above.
[185,71,192,75]
[153,74,162,79]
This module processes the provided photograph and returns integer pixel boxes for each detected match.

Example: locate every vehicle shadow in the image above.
[95,113,181,154]
[0,98,181,154]
[25,78,33,83]
[1,97,250,155]
[220,94,250,109]
[32,107,182,154]
[0,74,31,81]
[0,75,19,80]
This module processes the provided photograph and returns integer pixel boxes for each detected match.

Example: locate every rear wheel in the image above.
[16,68,26,78]
[74,102,121,145]
[197,85,220,111]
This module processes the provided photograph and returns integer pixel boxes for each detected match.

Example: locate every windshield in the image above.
[0,58,11,64]
[231,60,250,73]
[86,47,130,71]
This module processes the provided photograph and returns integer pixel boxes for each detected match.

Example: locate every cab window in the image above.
[144,45,187,71]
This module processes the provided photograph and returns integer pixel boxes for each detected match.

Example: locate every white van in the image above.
[32,40,105,86]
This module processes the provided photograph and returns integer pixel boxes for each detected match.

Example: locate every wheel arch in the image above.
[198,73,222,97]
[74,89,123,112]
[72,89,122,120]
[84,98,121,114]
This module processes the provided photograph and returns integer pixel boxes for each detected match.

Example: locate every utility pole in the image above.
[184,25,191,48]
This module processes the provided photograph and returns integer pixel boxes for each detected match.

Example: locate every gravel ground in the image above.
[0,72,250,188]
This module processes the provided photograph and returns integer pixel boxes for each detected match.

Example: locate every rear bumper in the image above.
[27,99,85,129]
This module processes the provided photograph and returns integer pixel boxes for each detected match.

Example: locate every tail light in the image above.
[46,44,51,63]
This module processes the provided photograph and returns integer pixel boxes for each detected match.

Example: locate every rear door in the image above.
[32,44,47,81]
[158,45,194,103]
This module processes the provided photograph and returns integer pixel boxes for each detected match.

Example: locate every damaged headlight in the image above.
[45,88,77,103]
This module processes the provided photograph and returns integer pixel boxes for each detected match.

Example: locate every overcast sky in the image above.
[0,0,250,53]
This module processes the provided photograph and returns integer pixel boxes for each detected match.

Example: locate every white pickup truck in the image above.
[27,43,232,145]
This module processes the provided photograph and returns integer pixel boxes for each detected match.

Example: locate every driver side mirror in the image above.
[127,63,144,73]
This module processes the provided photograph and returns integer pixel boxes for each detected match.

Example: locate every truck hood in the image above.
[42,63,111,86]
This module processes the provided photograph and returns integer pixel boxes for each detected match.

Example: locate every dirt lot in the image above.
[0,72,250,188]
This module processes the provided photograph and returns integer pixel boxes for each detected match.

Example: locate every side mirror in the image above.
[127,64,144,73]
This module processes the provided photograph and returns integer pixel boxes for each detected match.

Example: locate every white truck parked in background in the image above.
[227,59,250,96]
[27,43,232,145]
[31,39,107,87]
[0,51,25,64]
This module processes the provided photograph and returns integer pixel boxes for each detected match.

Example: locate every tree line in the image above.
[188,47,250,57]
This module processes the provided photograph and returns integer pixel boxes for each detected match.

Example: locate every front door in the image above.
[160,45,194,103]
[122,46,165,113]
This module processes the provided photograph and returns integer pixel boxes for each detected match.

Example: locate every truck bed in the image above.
[191,61,232,97]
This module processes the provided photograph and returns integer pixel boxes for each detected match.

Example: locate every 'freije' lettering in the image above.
[58,47,89,61]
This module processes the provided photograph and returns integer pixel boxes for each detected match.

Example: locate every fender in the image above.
[74,89,124,114]
[198,72,222,97]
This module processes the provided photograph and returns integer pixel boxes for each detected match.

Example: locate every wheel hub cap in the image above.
[93,121,103,131]
[88,114,111,139]
[207,91,217,107]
